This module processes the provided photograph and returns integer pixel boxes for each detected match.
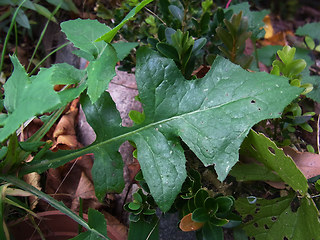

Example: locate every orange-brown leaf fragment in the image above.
[263,15,274,39]
[179,213,204,232]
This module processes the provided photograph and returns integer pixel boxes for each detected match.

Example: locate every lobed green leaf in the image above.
[21,47,302,212]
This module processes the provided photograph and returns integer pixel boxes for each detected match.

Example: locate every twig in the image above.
[145,7,166,26]
[317,114,320,154]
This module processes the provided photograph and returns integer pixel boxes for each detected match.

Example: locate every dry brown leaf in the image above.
[102,211,128,240]
[55,135,82,149]
[265,181,286,189]
[127,157,141,182]
[53,101,78,138]
[260,31,294,46]
[179,213,205,232]
[283,146,320,179]
[51,98,82,151]
[23,155,41,210]
[71,171,98,210]
[192,65,211,78]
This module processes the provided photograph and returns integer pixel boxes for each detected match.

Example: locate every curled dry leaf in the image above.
[23,172,41,210]
[52,98,81,151]
[53,99,78,138]
[283,146,320,179]
[259,15,294,46]
[23,155,41,210]
[179,213,205,232]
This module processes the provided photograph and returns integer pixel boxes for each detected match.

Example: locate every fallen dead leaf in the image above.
[259,30,294,46]
[127,157,140,182]
[102,211,128,240]
[263,15,274,39]
[51,98,82,151]
[192,65,211,78]
[259,14,295,46]
[179,213,205,232]
[53,99,78,138]
[283,146,320,179]
[23,155,41,210]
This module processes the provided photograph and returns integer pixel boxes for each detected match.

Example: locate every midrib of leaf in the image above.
[21,95,258,175]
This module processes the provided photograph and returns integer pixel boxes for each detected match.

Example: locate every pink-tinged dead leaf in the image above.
[44,154,102,212]
[266,181,286,189]
[102,211,128,240]
[283,147,320,179]
[71,171,99,211]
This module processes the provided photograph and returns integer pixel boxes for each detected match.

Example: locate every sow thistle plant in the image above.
[0,0,320,239]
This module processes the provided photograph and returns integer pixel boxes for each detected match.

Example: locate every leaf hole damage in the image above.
[264,224,269,229]
[253,223,258,228]
[251,100,256,104]
[243,214,253,223]
[290,198,300,212]
[271,216,277,222]
[283,237,289,240]
[255,207,260,213]
[268,147,275,155]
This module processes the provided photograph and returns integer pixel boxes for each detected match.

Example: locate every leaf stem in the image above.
[145,7,166,26]
[27,3,62,72]
[28,42,71,76]
[1,175,110,240]
[0,0,27,74]
[253,39,259,69]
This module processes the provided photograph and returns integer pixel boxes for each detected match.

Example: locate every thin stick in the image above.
[145,7,166,25]
[27,4,62,72]
[146,217,160,240]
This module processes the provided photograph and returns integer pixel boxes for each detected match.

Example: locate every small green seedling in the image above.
[216,11,253,69]
[271,45,312,94]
